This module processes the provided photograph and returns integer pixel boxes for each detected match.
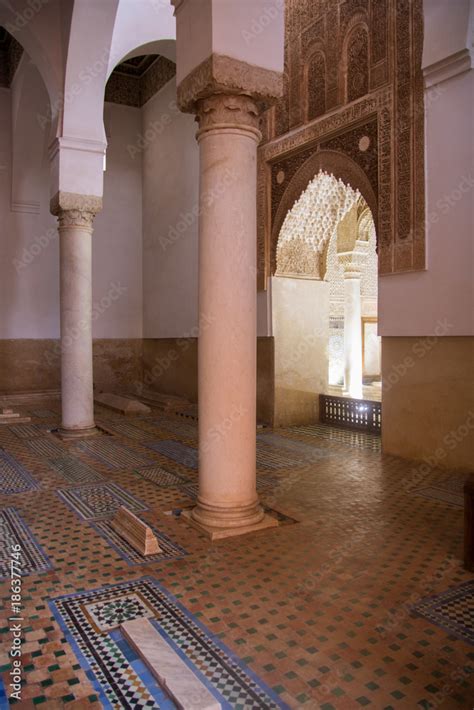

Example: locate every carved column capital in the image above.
[55,209,96,230]
[177,53,283,114]
[195,93,261,136]
[338,240,369,278]
[50,191,102,231]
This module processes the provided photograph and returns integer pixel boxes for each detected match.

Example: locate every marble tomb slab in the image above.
[121,617,221,710]
[94,393,151,415]
[111,506,161,556]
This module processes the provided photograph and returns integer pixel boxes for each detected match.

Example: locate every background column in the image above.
[339,241,368,399]
[52,195,101,438]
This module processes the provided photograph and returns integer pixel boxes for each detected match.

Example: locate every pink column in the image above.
[187,95,277,539]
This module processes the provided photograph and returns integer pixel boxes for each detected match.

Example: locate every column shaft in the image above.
[190,95,270,536]
[343,276,363,399]
[57,209,96,436]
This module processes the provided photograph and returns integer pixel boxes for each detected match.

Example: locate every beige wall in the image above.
[0,340,142,395]
[382,336,474,472]
[143,337,275,425]
[272,276,329,426]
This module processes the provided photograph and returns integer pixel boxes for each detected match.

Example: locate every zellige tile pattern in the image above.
[0,399,472,709]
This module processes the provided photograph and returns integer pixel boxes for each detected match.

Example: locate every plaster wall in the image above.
[379,69,473,337]
[174,0,284,83]
[382,336,474,471]
[272,276,329,426]
[0,60,143,340]
[142,77,199,338]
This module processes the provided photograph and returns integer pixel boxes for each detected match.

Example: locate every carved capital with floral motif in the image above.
[50,191,102,231]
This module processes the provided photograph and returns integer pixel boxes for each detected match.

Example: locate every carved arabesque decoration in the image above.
[56,209,95,230]
[276,171,361,279]
[306,50,326,120]
[268,147,379,280]
[257,0,425,285]
[346,25,370,102]
[196,94,260,132]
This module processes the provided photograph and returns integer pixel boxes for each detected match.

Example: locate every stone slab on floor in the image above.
[121,617,221,710]
[111,506,161,556]
[94,393,151,415]
[0,407,31,424]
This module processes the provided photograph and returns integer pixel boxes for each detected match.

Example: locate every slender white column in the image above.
[188,94,275,538]
[339,241,368,399]
[343,275,363,398]
[55,206,98,437]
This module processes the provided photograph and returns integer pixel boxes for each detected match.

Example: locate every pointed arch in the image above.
[271,149,378,277]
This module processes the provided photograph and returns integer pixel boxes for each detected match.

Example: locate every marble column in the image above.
[338,241,368,399]
[184,94,277,539]
[52,198,100,438]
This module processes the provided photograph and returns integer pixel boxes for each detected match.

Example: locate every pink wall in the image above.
[379,1,473,337]
[0,60,143,339]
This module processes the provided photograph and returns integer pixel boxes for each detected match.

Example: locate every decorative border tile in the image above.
[9,424,45,439]
[411,581,474,646]
[144,441,198,470]
[76,439,155,470]
[56,483,148,521]
[135,465,191,488]
[26,437,66,459]
[48,456,104,485]
[0,507,52,578]
[91,518,187,566]
[0,449,39,494]
[49,577,289,709]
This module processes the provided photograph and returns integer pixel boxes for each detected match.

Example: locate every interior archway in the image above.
[271,149,378,276]
[272,168,380,427]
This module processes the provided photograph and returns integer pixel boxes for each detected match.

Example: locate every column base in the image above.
[181,508,279,540]
[54,425,101,441]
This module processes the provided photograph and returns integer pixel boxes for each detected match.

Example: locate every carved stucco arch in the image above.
[271,149,378,277]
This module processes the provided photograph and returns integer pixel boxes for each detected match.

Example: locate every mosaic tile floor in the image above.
[412,581,474,646]
[413,477,466,508]
[0,451,39,495]
[50,577,285,709]
[0,399,473,709]
[0,507,52,579]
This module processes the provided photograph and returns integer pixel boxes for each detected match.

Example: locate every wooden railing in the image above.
[319,394,381,433]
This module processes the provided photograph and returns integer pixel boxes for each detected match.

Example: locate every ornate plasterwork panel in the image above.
[276,171,361,278]
[105,55,176,108]
[257,0,425,288]
[346,25,370,102]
